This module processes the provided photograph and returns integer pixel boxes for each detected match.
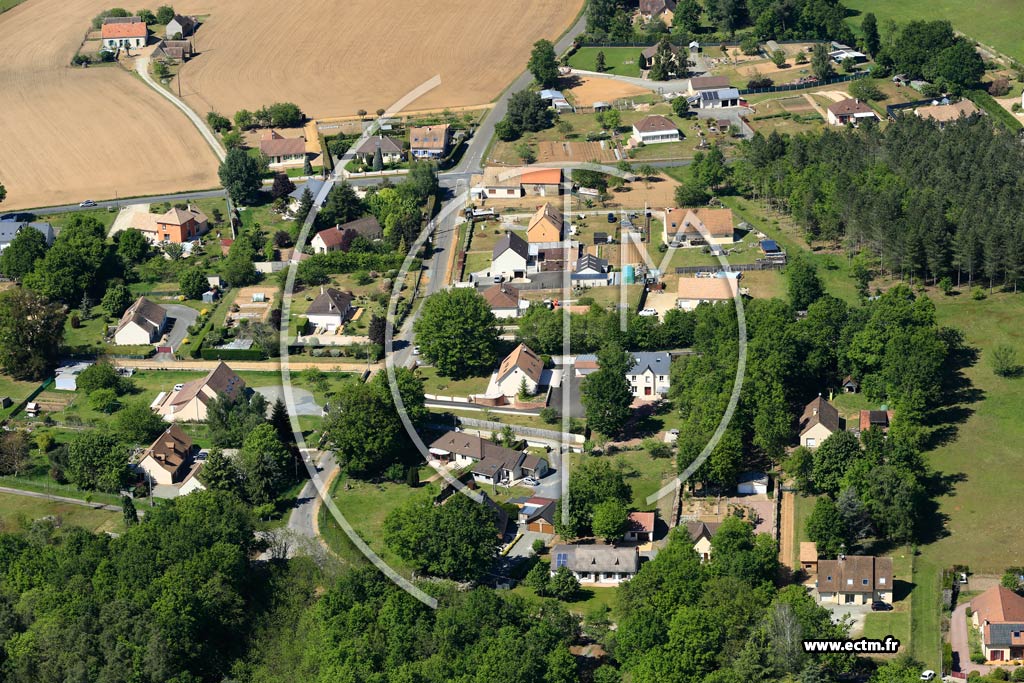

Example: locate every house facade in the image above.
[625,511,655,543]
[527,203,564,243]
[153,361,246,422]
[114,296,168,345]
[428,432,547,485]
[259,130,307,167]
[631,115,681,145]
[551,544,639,585]
[798,396,840,449]
[409,124,451,159]
[494,343,544,397]
[481,283,521,318]
[663,207,735,245]
[165,14,197,38]
[491,231,529,279]
[685,520,721,561]
[971,586,1024,662]
[305,288,353,332]
[627,351,671,399]
[816,555,893,605]
[154,206,208,243]
[137,424,196,487]
[694,88,740,109]
[101,17,148,49]
[826,99,879,126]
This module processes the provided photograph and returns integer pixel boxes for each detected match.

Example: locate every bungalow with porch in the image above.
[259,131,307,168]
[551,544,640,585]
[631,115,681,145]
[428,431,547,485]
[101,17,148,49]
[826,99,879,126]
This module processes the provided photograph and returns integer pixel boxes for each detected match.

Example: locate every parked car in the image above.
[412,346,420,356]
[606,212,615,223]
[638,308,658,317]
[919,671,935,681]
[79,199,97,207]
[522,477,539,487]
[871,601,893,612]
[173,383,184,391]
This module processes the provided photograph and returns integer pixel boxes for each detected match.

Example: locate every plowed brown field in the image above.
[0,0,220,209]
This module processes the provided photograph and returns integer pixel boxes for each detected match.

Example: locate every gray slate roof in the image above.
[551,544,640,574]
[627,351,671,377]
[0,220,54,246]
[493,231,529,261]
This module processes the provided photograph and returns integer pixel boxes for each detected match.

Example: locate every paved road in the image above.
[135,55,225,162]
[287,451,337,541]
[951,601,992,676]
[162,304,199,349]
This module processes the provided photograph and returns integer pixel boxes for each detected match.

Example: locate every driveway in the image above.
[507,528,552,559]
[253,386,322,415]
[532,467,562,500]
[820,600,872,637]
[951,601,995,676]
[163,304,198,349]
[109,203,148,238]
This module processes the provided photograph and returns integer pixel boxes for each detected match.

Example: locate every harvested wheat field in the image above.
[172,0,584,118]
[0,0,220,209]
[566,76,650,108]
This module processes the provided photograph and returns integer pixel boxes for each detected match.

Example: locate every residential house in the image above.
[663,207,735,245]
[573,254,609,287]
[101,17,148,49]
[409,124,451,159]
[491,231,529,280]
[153,206,208,243]
[428,432,547,485]
[685,520,720,561]
[915,99,980,128]
[310,216,382,253]
[481,283,522,319]
[638,0,676,22]
[800,542,819,575]
[475,166,562,199]
[625,511,655,543]
[816,555,893,605]
[305,288,353,332]
[0,219,54,252]
[737,471,769,495]
[137,424,197,487]
[153,361,246,422]
[114,297,168,345]
[494,343,544,397]
[676,277,737,311]
[527,203,564,243]
[259,130,307,168]
[826,99,879,126]
[639,43,683,71]
[551,544,640,585]
[859,409,893,433]
[520,167,562,197]
[165,14,197,38]
[574,353,600,378]
[686,76,731,94]
[339,216,383,241]
[631,115,681,145]
[970,586,1024,662]
[287,179,325,214]
[828,44,867,64]
[798,396,840,449]
[352,135,404,164]
[54,361,95,391]
[627,351,671,399]
[694,88,741,109]
[518,497,556,534]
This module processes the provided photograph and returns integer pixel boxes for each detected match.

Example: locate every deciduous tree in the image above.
[413,288,499,378]
[0,288,65,380]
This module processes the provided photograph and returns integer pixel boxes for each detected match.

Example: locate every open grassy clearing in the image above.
[845,0,1024,65]
[417,365,492,397]
[172,0,583,118]
[567,47,644,77]
[0,493,124,534]
[862,550,913,650]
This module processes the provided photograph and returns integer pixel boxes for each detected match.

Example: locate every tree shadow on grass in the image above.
[923,342,984,451]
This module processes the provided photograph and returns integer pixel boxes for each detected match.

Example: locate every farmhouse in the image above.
[685,520,720,561]
[826,99,878,126]
[0,219,53,252]
[663,207,735,245]
[798,396,840,449]
[914,99,980,128]
[687,76,732,94]
[101,17,148,49]
[625,511,656,543]
[676,277,737,311]
[494,343,544,397]
[631,115,681,145]
[409,124,451,159]
[481,283,522,318]
[970,586,1024,662]
[260,130,307,167]
[428,432,547,485]
[352,135,404,164]
[491,231,529,279]
[165,14,197,38]
[627,351,671,399]
[305,288,353,332]
[527,204,564,243]
[153,361,246,422]
[816,555,893,605]
[638,0,676,21]
[551,544,640,585]
[114,296,167,346]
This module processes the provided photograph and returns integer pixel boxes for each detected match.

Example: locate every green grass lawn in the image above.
[567,47,645,77]
[510,558,622,620]
[44,208,118,233]
[463,251,492,278]
[845,0,1024,64]
[416,366,492,397]
[0,0,28,12]
[861,550,913,652]
[790,492,816,569]
[0,493,124,534]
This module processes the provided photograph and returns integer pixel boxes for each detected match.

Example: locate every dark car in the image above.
[606,212,615,223]
[871,601,893,612]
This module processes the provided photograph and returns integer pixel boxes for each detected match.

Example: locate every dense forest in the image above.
[735,116,1024,289]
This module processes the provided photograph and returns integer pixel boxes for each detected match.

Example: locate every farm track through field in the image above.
[0,0,220,209]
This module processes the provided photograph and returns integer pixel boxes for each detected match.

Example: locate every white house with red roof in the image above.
[101,17,148,49]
